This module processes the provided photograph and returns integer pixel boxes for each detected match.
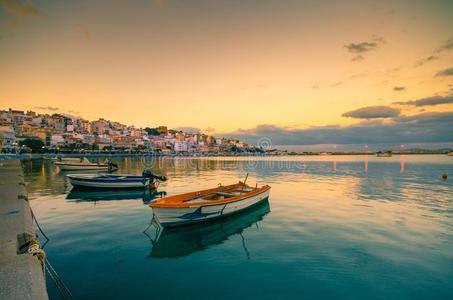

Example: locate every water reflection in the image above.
[145,200,271,258]
[67,188,166,204]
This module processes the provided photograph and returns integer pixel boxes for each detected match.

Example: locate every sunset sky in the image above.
[1,0,452,145]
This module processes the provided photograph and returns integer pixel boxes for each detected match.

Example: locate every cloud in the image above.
[370,35,387,44]
[414,55,438,67]
[221,111,453,145]
[435,67,453,77]
[203,127,216,133]
[173,126,200,134]
[342,106,401,119]
[349,73,366,79]
[344,36,385,61]
[0,0,40,16]
[434,37,453,54]
[393,86,406,91]
[394,95,453,107]
[330,81,343,87]
[351,55,364,62]
[344,42,378,54]
[34,106,58,111]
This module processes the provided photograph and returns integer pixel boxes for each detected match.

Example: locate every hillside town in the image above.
[0,108,262,155]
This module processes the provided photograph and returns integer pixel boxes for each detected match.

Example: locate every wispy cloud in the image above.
[435,67,453,77]
[342,106,401,119]
[394,95,453,107]
[349,73,366,80]
[393,86,406,91]
[222,111,453,145]
[345,42,378,54]
[203,127,216,133]
[434,37,453,54]
[34,106,58,111]
[351,55,364,62]
[330,81,343,87]
[344,35,386,62]
[0,0,41,16]
[414,55,438,67]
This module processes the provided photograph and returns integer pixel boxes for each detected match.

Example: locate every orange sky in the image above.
[0,0,452,134]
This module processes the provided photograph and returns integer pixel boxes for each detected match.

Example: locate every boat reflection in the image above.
[66,188,166,204]
[145,199,270,258]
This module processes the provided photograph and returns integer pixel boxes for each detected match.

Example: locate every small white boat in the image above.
[56,157,118,171]
[376,151,392,157]
[150,181,271,227]
[67,170,166,189]
[44,156,81,162]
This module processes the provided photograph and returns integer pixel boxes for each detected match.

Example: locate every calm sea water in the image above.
[22,155,453,300]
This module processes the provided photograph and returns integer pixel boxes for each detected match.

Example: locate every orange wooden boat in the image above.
[150,181,271,227]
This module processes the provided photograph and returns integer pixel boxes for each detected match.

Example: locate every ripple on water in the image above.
[21,156,453,300]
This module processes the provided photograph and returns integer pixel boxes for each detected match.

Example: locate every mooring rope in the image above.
[45,258,75,300]
[29,207,75,300]
[30,208,50,241]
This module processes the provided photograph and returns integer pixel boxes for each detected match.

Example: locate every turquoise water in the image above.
[22,155,453,300]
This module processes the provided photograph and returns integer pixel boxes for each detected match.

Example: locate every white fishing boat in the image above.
[44,156,81,162]
[147,200,270,258]
[56,157,118,171]
[150,180,271,227]
[67,170,166,189]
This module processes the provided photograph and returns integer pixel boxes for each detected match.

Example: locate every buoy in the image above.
[442,173,448,180]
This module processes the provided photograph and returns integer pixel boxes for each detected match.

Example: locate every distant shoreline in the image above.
[1,152,452,160]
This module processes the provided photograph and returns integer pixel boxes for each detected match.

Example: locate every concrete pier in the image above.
[0,160,48,300]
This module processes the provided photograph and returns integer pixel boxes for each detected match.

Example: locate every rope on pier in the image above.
[30,207,75,300]
[30,208,50,242]
[45,258,75,300]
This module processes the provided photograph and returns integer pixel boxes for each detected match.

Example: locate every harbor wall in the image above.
[0,159,48,300]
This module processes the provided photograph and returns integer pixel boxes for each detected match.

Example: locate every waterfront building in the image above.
[174,141,188,152]
[50,134,65,147]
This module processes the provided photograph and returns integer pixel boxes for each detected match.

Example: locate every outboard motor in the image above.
[142,169,153,178]
[142,169,167,181]
[142,169,167,190]
[108,162,118,172]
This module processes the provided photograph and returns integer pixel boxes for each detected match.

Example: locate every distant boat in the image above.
[147,200,270,258]
[56,157,118,171]
[376,151,392,157]
[44,156,81,162]
[150,181,271,227]
[448,151,453,156]
[67,170,166,189]
[319,152,331,156]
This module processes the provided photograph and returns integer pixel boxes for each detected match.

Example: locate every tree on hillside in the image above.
[144,127,160,136]
[18,138,45,153]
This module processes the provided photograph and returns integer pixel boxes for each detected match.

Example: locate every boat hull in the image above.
[56,163,110,170]
[152,188,270,227]
[67,175,149,188]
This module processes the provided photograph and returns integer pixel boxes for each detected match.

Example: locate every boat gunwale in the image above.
[150,183,270,209]
[56,162,109,167]
[67,174,146,181]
